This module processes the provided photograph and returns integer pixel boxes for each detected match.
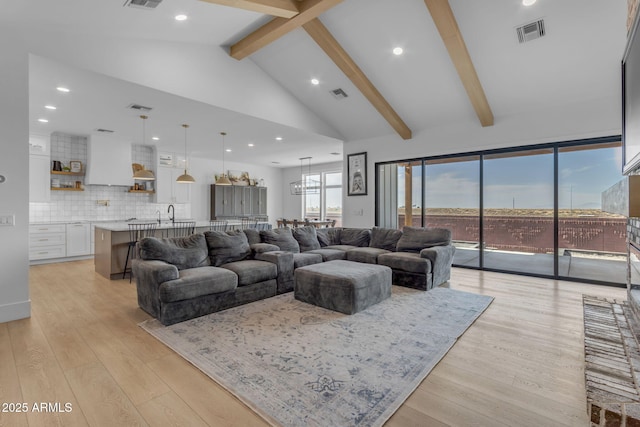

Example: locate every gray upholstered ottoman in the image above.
[294,260,392,314]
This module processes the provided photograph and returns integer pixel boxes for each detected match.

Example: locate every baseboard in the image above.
[0,300,31,323]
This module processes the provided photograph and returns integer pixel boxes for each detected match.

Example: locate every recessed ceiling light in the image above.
[152,136,159,141]
[248,143,255,147]
[226,148,232,152]
[311,78,320,85]
[38,118,49,123]
[522,0,536,5]
[45,105,57,110]
[56,87,70,93]
[175,14,187,21]
[393,47,404,55]
[275,137,283,141]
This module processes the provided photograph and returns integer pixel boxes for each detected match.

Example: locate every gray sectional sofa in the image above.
[132,226,455,325]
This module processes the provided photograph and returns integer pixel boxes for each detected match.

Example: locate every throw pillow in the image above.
[259,228,300,253]
[340,228,371,247]
[396,227,452,253]
[316,227,341,247]
[292,226,321,252]
[139,234,210,270]
[204,230,251,267]
[369,227,403,251]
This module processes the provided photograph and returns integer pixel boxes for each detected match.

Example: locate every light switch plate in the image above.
[0,214,15,226]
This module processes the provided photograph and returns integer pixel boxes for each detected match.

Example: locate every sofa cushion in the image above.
[324,244,359,252]
[306,248,347,261]
[243,228,262,245]
[222,260,278,286]
[159,266,237,303]
[260,228,300,253]
[378,252,433,275]
[251,243,280,254]
[340,228,371,247]
[139,234,210,271]
[292,226,321,252]
[369,227,403,251]
[396,227,452,253]
[316,227,341,247]
[293,252,323,268]
[346,247,391,264]
[204,230,251,267]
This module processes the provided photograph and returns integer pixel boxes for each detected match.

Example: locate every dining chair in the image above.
[279,218,289,228]
[292,219,300,228]
[123,222,157,282]
[172,221,196,237]
[209,220,228,232]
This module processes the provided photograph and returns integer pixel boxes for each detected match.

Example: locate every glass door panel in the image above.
[483,148,555,275]
[425,156,480,268]
[558,142,625,283]
[397,161,423,228]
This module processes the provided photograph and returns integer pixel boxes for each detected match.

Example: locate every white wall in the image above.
[341,95,622,228]
[0,33,30,322]
[281,161,342,220]
[189,157,283,225]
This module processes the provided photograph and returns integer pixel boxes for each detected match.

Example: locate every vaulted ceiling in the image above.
[5,0,628,166]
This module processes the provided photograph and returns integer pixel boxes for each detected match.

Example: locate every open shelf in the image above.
[51,187,84,191]
[51,170,85,176]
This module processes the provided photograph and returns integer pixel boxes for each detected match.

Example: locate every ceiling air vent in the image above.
[127,103,153,112]
[95,128,115,133]
[516,19,545,44]
[123,0,163,10]
[330,88,348,100]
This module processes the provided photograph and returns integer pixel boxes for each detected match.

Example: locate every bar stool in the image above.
[123,222,157,282]
[172,221,196,237]
[209,220,228,231]
[241,217,258,229]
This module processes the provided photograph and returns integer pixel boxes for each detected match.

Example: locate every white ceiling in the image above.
[7,0,629,166]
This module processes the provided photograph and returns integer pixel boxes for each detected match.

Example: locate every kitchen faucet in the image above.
[156,210,161,224]
[167,204,175,224]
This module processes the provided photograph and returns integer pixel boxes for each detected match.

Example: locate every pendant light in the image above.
[133,115,156,181]
[176,124,195,184]
[290,157,320,195]
[215,132,232,186]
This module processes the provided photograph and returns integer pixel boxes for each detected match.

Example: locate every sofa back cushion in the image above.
[396,227,452,253]
[292,226,321,252]
[340,228,371,247]
[139,234,210,270]
[204,230,251,267]
[316,227,341,247]
[369,227,403,251]
[243,228,261,245]
[259,227,300,253]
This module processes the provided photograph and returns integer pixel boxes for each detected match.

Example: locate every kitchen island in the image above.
[94,220,271,280]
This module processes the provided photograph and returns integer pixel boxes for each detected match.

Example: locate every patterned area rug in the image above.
[140,286,493,427]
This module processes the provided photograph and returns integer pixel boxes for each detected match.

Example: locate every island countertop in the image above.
[94,220,211,232]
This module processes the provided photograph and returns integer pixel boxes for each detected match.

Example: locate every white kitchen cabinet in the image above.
[156,167,190,204]
[85,133,132,186]
[29,154,51,202]
[66,223,91,257]
[29,224,66,261]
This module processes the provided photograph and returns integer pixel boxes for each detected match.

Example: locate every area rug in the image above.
[140,286,493,427]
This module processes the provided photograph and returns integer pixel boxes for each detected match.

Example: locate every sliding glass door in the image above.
[375,137,624,286]
[482,148,555,275]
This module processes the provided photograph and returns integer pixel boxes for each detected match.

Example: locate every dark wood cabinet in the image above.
[210,185,267,219]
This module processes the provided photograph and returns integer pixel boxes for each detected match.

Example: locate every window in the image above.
[303,171,342,226]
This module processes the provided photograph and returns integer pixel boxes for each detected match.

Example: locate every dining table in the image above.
[277,219,335,228]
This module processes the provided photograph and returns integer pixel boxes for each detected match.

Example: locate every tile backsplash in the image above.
[30,132,190,223]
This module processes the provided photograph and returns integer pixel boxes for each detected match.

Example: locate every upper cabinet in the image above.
[155,152,190,204]
[85,134,132,186]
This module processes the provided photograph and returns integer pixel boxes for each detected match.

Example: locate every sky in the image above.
[397,145,623,209]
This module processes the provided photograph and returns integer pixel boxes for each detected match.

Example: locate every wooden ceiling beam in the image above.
[230,0,342,60]
[198,0,301,19]
[303,18,412,140]
[423,0,494,127]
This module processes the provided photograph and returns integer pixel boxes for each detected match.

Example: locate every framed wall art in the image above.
[347,152,367,196]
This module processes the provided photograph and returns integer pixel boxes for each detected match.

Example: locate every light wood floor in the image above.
[1,260,626,426]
